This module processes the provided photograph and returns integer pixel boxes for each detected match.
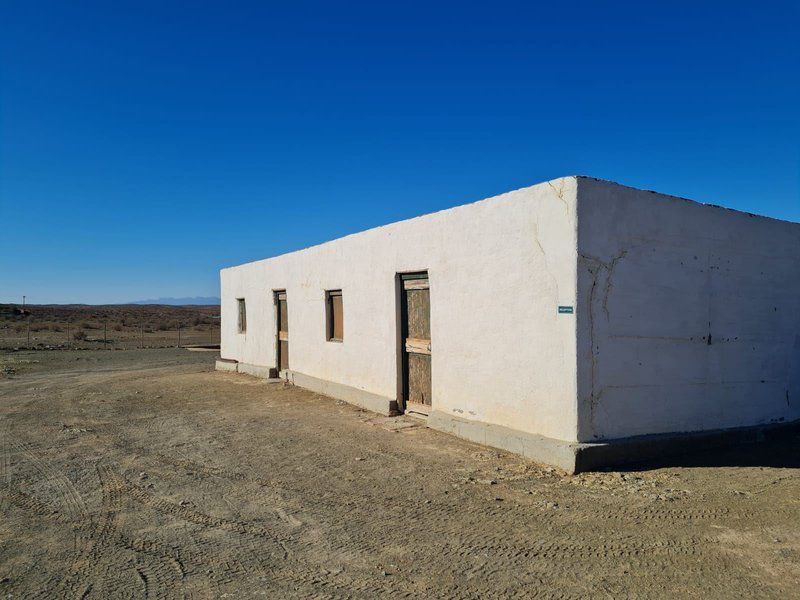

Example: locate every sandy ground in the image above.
[0,349,798,598]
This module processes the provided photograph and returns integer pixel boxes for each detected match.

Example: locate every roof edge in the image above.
[221,175,579,272]
[575,176,799,227]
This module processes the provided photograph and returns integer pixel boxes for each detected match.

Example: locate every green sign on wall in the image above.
[558,306,574,314]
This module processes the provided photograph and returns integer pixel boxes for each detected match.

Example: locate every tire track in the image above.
[39,464,185,600]
[101,466,291,544]
[1,431,87,519]
[0,426,12,513]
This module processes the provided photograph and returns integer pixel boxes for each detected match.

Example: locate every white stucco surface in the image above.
[576,177,800,441]
[221,178,580,442]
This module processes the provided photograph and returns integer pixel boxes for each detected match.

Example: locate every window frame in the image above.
[325,289,343,342]
[236,298,247,334]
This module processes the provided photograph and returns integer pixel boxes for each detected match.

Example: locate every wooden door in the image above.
[401,273,431,414]
[276,291,289,371]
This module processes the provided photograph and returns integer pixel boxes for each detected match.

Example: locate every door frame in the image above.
[395,271,430,415]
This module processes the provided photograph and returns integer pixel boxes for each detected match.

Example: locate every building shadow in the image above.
[618,428,800,471]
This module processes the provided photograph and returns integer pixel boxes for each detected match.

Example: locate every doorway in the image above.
[275,291,289,371]
[398,272,431,415]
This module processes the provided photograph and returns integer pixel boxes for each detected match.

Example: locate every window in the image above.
[237,298,247,333]
[325,290,343,342]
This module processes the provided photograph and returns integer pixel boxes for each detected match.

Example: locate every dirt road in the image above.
[0,349,798,598]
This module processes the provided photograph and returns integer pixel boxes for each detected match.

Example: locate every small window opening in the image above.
[237,298,247,333]
[326,290,343,342]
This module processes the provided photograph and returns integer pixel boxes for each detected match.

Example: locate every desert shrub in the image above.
[113,323,123,332]
[156,321,170,331]
[73,330,87,341]
[49,323,63,332]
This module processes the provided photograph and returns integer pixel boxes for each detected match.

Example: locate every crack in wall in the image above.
[531,219,560,300]
[546,180,570,214]
[579,250,628,437]
[602,251,627,320]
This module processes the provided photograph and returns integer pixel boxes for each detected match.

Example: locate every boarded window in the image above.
[326,290,343,341]
[237,298,247,333]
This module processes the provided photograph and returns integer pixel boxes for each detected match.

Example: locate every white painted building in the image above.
[218,177,800,471]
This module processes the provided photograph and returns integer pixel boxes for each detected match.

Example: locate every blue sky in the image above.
[1,1,798,304]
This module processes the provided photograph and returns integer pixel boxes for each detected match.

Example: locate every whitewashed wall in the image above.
[576,178,800,441]
[221,178,580,442]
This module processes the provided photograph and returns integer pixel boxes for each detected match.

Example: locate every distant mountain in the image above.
[128,297,220,306]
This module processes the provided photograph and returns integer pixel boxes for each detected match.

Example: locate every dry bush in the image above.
[113,323,123,332]
[73,330,87,341]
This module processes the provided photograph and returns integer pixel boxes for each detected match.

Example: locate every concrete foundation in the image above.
[430,411,800,473]
[427,411,580,471]
[571,419,800,473]
[217,361,397,416]
[215,359,238,372]
[281,369,398,416]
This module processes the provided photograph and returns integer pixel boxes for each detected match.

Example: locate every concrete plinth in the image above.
[429,411,800,473]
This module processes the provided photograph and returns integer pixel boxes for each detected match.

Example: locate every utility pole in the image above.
[66,323,70,347]
[27,319,30,345]
[140,324,144,349]
[104,321,107,345]
[177,324,181,348]
[22,295,26,308]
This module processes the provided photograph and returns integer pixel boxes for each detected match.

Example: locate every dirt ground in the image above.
[0,349,798,598]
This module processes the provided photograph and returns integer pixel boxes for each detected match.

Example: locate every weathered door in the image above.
[401,273,431,414]
[276,291,289,371]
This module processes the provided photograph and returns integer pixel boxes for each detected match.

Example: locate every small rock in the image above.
[139,472,148,480]
[355,457,364,461]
